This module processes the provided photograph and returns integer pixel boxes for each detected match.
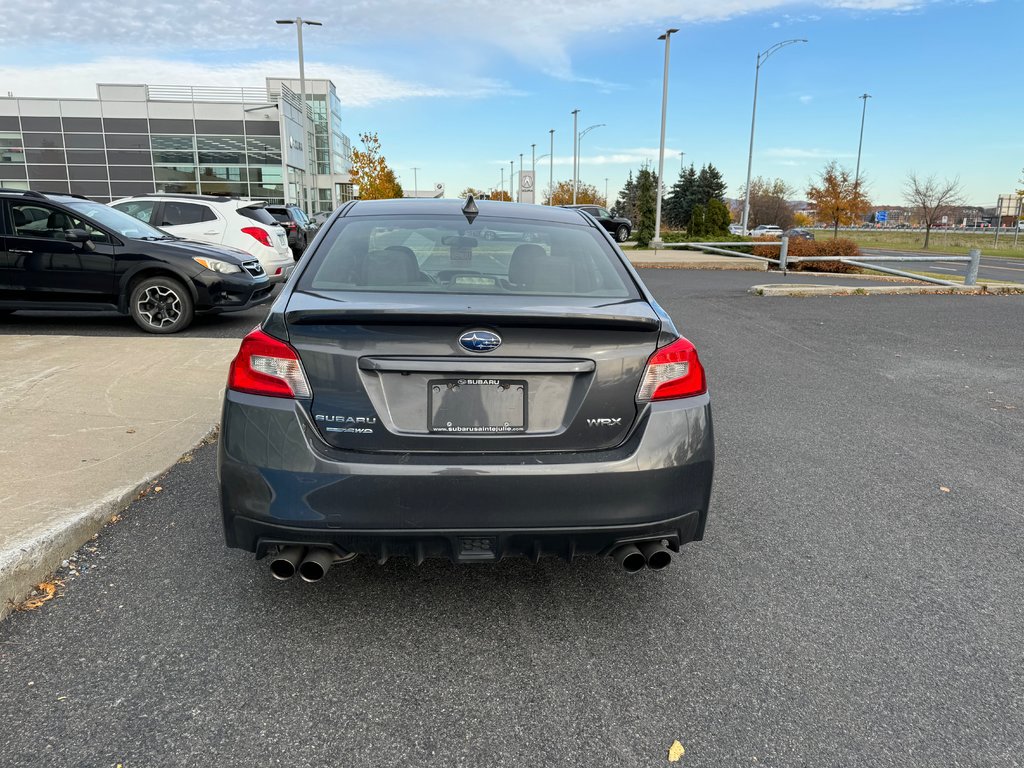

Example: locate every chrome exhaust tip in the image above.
[612,544,647,573]
[270,546,306,581]
[298,547,335,583]
[639,540,672,571]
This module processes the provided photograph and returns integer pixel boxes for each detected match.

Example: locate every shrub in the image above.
[753,237,862,273]
[689,203,707,238]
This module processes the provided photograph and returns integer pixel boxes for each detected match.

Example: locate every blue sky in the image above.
[1,0,1020,205]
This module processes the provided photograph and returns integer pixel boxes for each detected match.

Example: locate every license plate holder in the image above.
[428,378,527,434]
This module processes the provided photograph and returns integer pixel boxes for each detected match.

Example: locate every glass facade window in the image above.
[155,165,197,182]
[152,135,195,164]
[245,136,281,165]
[199,166,247,183]
[197,135,246,165]
[105,134,150,150]
[23,132,64,148]
[1,132,25,164]
[65,133,106,149]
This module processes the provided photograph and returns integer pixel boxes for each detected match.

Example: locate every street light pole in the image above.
[548,129,555,205]
[510,160,514,201]
[411,166,419,198]
[605,177,609,207]
[518,153,523,202]
[854,93,871,192]
[741,38,807,234]
[652,28,678,248]
[276,17,322,211]
[571,110,580,204]
[577,123,606,201]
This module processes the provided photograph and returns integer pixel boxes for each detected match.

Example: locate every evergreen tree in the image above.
[634,165,657,247]
[706,198,731,237]
[614,171,637,221]
[663,165,695,228]
[689,203,707,238]
[695,164,727,206]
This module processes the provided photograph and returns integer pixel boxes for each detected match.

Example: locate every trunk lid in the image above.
[284,291,661,453]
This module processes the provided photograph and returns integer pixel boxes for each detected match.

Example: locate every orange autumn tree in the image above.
[543,181,603,206]
[350,132,404,200]
[806,160,870,238]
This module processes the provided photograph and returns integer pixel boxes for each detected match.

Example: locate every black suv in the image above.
[0,189,273,333]
[560,204,632,242]
[265,205,316,258]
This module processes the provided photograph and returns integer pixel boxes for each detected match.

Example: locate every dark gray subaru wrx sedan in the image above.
[218,197,714,581]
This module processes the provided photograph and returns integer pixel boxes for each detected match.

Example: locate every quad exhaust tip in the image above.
[270,546,305,581]
[640,540,672,571]
[613,544,647,573]
[298,548,335,583]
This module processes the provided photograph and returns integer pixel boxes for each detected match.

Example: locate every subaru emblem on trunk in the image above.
[459,330,501,353]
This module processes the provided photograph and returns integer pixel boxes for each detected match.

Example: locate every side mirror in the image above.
[64,228,92,244]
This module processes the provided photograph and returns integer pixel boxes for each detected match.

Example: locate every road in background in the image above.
[861,248,1024,283]
[1,271,1022,766]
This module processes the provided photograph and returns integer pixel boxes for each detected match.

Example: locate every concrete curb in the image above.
[749,283,1024,297]
[0,426,217,621]
[630,260,765,271]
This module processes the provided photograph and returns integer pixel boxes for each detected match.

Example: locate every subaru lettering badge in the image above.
[459,330,502,353]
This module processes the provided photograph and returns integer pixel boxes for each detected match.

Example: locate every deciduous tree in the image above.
[487,189,512,202]
[806,161,871,238]
[544,180,602,206]
[350,132,404,200]
[903,172,965,248]
[740,177,795,230]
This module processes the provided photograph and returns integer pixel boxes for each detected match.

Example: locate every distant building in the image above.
[0,78,353,213]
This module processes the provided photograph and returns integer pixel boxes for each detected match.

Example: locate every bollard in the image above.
[965,248,980,286]
[779,236,789,274]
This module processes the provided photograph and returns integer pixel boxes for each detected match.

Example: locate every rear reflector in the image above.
[228,328,311,399]
[636,336,706,401]
[241,226,272,247]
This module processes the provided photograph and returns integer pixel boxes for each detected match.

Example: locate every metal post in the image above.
[571,110,579,204]
[500,166,504,199]
[510,160,514,201]
[741,54,760,235]
[652,28,677,249]
[549,129,554,205]
[296,20,309,210]
[518,153,523,202]
[741,39,807,235]
[966,248,980,286]
[854,93,871,191]
[531,144,536,176]
[605,178,609,207]
[412,166,419,198]
[1014,198,1021,248]
[779,235,789,274]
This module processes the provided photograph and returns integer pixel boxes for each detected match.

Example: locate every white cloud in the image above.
[763,147,856,159]
[0,57,517,107]
[799,94,814,103]
[0,1,981,81]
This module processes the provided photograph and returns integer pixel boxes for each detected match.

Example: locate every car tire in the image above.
[129,275,194,334]
[615,225,630,242]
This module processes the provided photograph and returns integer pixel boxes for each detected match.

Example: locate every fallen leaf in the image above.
[154,486,162,493]
[17,581,62,611]
[668,740,685,762]
[110,514,122,523]
[126,428,136,434]
[939,487,951,493]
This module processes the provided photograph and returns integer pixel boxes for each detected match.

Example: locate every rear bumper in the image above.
[218,392,714,561]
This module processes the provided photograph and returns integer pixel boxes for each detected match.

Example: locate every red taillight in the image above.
[241,226,272,247]
[636,336,707,401]
[228,328,311,399]
[284,221,297,230]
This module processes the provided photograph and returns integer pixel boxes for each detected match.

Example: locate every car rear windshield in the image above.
[237,206,278,226]
[298,215,639,298]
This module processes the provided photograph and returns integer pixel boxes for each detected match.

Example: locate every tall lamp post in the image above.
[740,38,807,234]
[518,153,524,201]
[577,123,605,201]
[548,129,555,205]
[854,93,871,192]
[652,27,678,248]
[510,160,514,201]
[536,153,550,203]
[571,110,580,203]
[276,17,322,211]
[411,166,419,198]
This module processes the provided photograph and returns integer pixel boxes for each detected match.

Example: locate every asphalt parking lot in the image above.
[1,270,1022,767]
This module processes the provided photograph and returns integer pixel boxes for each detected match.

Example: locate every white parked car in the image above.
[728,223,746,236]
[109,194,294,283]
[751,224,783,237]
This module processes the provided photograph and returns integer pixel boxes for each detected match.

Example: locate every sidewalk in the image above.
[0,334,238,618]
[626,248,767,271]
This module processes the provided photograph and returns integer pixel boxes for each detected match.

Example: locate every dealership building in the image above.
[0,77,353,212]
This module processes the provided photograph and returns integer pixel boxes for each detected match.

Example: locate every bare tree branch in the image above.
[903,172,965,248]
